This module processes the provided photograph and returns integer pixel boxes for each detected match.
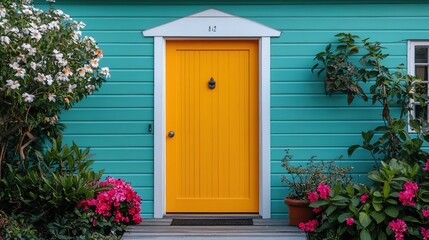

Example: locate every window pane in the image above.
[415,47,428,63]
[415,66,428,81]
[415,104,428,121]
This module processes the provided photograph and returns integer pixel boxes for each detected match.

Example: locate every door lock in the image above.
[168,131,175,138]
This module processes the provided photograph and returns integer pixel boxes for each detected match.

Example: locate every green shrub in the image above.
[0,211,40,240]
[0,0,109,172]
[306,159,429,240]
[0,138,105,238]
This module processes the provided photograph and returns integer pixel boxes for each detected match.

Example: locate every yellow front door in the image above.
[166,40,259,213]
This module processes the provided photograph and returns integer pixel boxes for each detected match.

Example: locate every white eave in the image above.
[142,8,282,37]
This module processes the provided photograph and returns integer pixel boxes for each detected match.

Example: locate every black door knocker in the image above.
[208,77,216,89]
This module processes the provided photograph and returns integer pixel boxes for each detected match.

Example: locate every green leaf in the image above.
[370,211,385,224]
[373,203,383,212]
[368,172,384,183]
[360,229,372,240]
[377,231,387,240]
[348,145,360,157]
[362,131,374,141]
[309,200,329,208]
[359,212,372,228]
[383,183,390,198]
[325,205,337,216]
[373,191,382,197]
[402,216,419,223]
[338,212,353,223]
[384,207,399,218]
[331,195,349,202]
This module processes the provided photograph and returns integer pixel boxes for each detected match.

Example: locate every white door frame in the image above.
[143,9,281,219]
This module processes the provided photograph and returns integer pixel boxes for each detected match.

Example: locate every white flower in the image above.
[1,36,10,44]
[31,31,42,41]
[72,31,81,41]
[48,21,59,30]
[8,28,19,34]
[94,49,103,58]
[9,62,20,70]
[100,67,111,78]
[6,79,20,89]
[84,36,96,44]
[54,52,63,61]
[30,62,37,70]
[28,47,37,56]
[54,9,63,16]
[17,54,27,63]
[90,59,99,68]
[63,67,73,76]
[39,24,47,32]
[53,49,60,54]
[56,73,69,82]
[77,68,86,77]
[22,92,35,103]
[85,84,95,93]
[0,7,6,18]
[84,64,93,73]
[67,84,77,93]
[15,68,26,78]
[46,0,56,2]
[58,58,68,66]
[75,21,85,30]
[45,75,53,85]
[35,73,45,83]
[21,43,31,49]
[22,8,32,15]
[48,93,56,102]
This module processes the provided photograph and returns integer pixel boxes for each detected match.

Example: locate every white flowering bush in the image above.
[0,0,109,164]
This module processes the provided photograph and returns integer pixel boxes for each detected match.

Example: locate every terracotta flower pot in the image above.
[284,198,314,227]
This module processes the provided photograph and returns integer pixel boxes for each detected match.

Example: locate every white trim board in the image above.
[143,8,281,219]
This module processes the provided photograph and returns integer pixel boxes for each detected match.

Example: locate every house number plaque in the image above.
[208,26,217,32]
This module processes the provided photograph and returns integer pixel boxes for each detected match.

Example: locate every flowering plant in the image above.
[281,150,352,201]
[0,0,110,166]
[305,159,429,240]
[78,177,142,227]
[78,177,142,229]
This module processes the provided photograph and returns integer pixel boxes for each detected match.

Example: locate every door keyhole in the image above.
[208,77,216,89]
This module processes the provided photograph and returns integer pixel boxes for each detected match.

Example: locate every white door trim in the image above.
[144,9,281,219]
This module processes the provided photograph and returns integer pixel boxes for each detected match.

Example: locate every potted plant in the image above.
[281,150,352,226]
[311,33,368,104]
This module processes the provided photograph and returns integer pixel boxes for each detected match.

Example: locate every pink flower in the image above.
[360,193,369,203]
[403,182,418,193]
[312,207,322,214]
[78,177,142,225]
[424,159,429,171]
[317,183,330,199]
[298,219,318,232]
[421,227,429,240]
[389,219,407,240]
[399,182,418,206]
[423,210,429,218]
[399,191,416,206]
[346,218,355,226]
[307,192,319,203]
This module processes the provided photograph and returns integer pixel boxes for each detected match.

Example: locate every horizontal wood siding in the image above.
[50,2,429,218]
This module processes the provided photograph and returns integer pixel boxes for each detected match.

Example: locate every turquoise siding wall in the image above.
[52,2,429,218]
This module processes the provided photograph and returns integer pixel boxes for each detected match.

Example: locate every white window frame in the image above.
[408,41,429,132]
[143,9,281,219]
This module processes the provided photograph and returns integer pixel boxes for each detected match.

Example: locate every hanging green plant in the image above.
[312,33,368,104]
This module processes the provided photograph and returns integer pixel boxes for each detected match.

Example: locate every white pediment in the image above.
[143,8,281,37]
